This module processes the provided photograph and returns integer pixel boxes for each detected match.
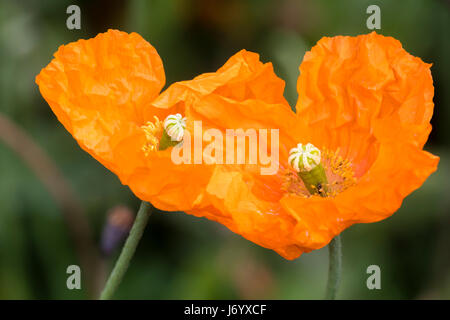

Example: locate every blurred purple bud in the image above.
[100,205,134,256]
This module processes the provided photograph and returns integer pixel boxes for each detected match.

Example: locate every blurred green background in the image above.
[0,0,449,299]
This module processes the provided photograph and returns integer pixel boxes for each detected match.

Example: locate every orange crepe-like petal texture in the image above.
[146,49,292,211]
[36,32,294,213]
[293,32,439,223]
[150,49,297,234]
[296,32,434,149]
[152,49,290,123]
[35,30,206,211]
[128,50,291,211]
[35,30,213,212]
[153,49,294,186]
[36,29,165,180]
[200,33,438,260]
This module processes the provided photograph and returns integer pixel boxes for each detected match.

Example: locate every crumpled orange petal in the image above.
[36,29,165,180]
[36,30,292,213]
[200,32,439,260]
[293,32,439,223]
[152,49,290,127]
[150,50,299,237]
[36,30,439,260]
[137,49,292,211]
[296,32,434,149]
[35,29,204,211]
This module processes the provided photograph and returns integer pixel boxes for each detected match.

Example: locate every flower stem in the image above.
[100,201,152,300]
[325,235,342,299]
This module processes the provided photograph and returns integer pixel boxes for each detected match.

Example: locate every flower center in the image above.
[141,113,186,155]
[283,143,356,197]
[164,113,186,142]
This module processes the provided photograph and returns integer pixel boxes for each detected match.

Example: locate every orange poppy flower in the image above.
[35,29,286,212]
[172,32,439,259]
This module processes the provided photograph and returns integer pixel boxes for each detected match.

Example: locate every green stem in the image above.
[100,201,152,300]
[325,235,342,300]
